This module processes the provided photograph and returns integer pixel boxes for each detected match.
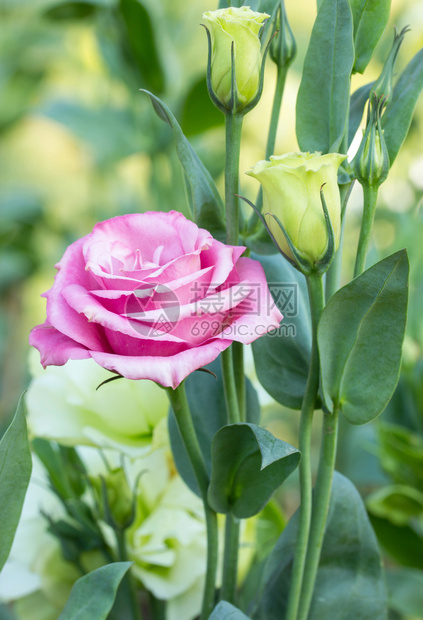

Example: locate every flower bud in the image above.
[372,26,410,104]
[247,152,346,266]
[91,468,134,530]
[270,0,296,70]
[203,6,269,113]
[354,97,390,188]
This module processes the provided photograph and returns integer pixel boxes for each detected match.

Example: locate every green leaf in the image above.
[43,0,110,20]
[142,91,226,240]
[210,601,252,619]
[386,567,423,618]
[208,423,300,518]
[168,359,260,497]
[0,397,32,572]
[296,0,354,153]
[58,562,132,620]
[382,48,423,165]
[349,0,391,74]
[181,77,224,137]
[118,0,164,94]
[251,254,311,409]
[370,514,423,570]
[257,473,387,619]
[349,81,374,146]
[378,422,423,488]
[318,250,409,424]
[366,484,423,526]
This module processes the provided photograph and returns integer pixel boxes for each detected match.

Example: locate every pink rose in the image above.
[30,211,282,388]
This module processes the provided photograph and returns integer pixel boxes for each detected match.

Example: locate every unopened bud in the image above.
[91,468,134,530]
[203,6,270,114]
[270,0,296,70]
[372,26,410,105]
[354,97,390,188]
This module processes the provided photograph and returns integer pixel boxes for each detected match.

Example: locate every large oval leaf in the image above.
[296,0,354,153]
[382,48,423,165]
[251,254,311,409]
[168,359,260,497]
[0,397,32,572]
[58,562,132,620]
[318,250,409,424]
[255,473,388,619]
[142,91,226,240]
[350,0,391,74]
[208,423,300,518]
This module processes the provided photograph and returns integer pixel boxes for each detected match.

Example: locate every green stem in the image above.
[246,65,287,236]
[324,181,354,301]
[221,347,241,424]
[220,516,241,603]
[266,65,287,159]
[233,341,246,422]
[167,384,218,620]
[115,529,142,620]
[225,113,243,245]
[220,111,245,608]
[149,593,166,620]
[285,273,325,620]
[297,407,339,620]
[354,184,379,278]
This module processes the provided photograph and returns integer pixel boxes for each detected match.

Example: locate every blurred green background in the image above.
[0,0,423,617]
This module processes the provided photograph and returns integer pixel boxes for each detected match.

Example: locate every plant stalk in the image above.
[115,529,142,620]
[297,407,339,620]
[167,384,218,620]
[354,184,379,278]
[220,111,245,606]
[285,273,325,620]
[266,65,287,159]
[220,515,241,603]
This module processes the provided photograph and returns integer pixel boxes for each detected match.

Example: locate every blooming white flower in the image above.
[26,352,168,456]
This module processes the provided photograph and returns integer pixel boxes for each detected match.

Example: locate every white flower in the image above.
[26,352,168,456]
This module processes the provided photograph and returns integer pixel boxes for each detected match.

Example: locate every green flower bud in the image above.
[203,6,269,113]
[354,97,390,188]
[91,468,134,530]
[247,152,346,265]
[270,0,296,70]
[372,26,410,104]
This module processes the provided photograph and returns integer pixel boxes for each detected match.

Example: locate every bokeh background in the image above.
[1,0,423,617]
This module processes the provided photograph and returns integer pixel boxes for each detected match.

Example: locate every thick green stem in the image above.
[354,184,379,278]
[285,273,325,620]
[266,66,287,159]
[167,384,218,620]
[297,407,339,620]
[221,112,245,606]
[233,341,246,422]
[221,347,241,424]
[115,529,142,620]
[225,113,243,246]
[220,515,241,603]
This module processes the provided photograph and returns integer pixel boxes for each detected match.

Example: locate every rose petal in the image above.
[44,238,109,352]
[90,338,232,388]
[29,321,91,367]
